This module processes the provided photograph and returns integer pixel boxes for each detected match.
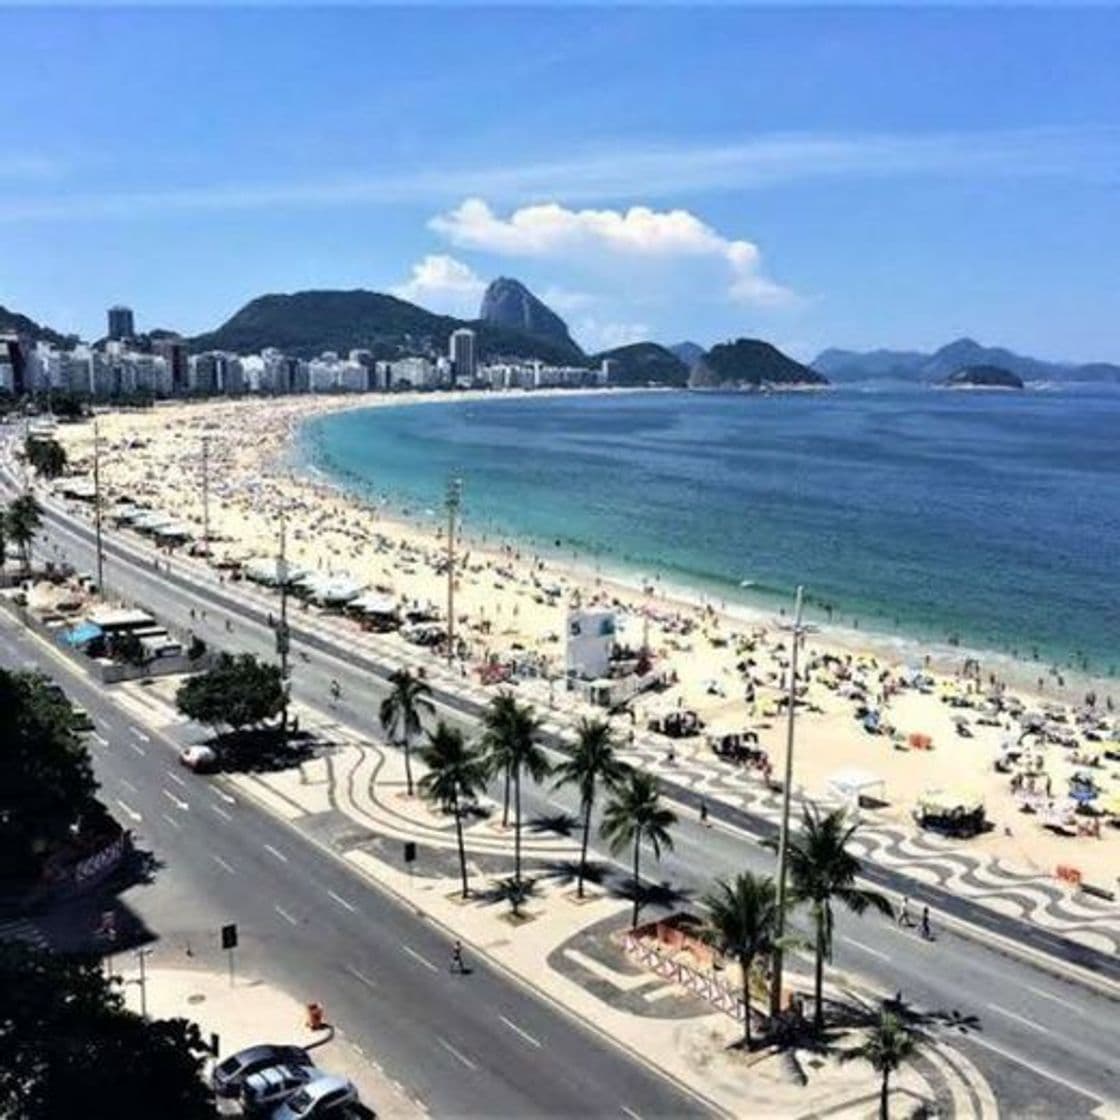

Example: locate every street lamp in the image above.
[93,419,104,592]
[132,947,154,1019]
[445,476,462,667]
[200,435,210,562]
[276,509,291,733]
[769,585,818,1016]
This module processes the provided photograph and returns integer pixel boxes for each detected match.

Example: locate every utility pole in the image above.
[93,420,104,591]
[276,509,290,733]
[445,476,462,667]
[134,947,153,1019]
[770,585,813,1017]
[201,436,210,561]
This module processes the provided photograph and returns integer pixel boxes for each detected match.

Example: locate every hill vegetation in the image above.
[943,364,1024,389]
[690,339,827,388]
[480,278,579,353]
[592,342,689,387]
[0,305,74,348]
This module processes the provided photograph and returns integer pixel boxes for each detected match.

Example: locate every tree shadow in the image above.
[537,859,608,890]
[214,728,315,774]
[526,811,580,837]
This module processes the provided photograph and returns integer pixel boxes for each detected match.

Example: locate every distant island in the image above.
[942,364,1024,389]
[690,338,826,389]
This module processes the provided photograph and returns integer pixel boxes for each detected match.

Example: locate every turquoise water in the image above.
[299,387,1120,677]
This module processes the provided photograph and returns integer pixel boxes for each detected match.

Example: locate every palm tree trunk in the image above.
[514,765,522,887]
[453,792,469,899]
[403,733,414,797]
[502,763,511,827]
[879,1068,890,1120]
[741,952,753,1048]
[631,834,641,928]
[577,797,592,898]
[814,918,826,1033]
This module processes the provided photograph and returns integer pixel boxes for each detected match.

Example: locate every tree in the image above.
[552,717,630,898]
[6,492,43,574]
[479,691,520,827]
[0,942,213,1119]
[702,873,782,1049]
[418,721,487,898]
[24,436,68,480]
[839,1007,919,1120]
[773,806,893,1032]
[480,694,549,891]
[0,670,99,886]
[109,630,146,668]
[175,652,285,740]
[378,668,434,797]
[600,770,677,928]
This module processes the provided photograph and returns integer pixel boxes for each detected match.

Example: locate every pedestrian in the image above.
[920,906,931,940]
[450,940,465,974]
[699,799,709,827]
[898,896,911,927]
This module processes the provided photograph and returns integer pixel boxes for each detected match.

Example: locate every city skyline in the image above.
[3,6,1119,361]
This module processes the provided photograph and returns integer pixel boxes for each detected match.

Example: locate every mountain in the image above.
[669,341,706,368]
[591,342,689,387]
[943,364,1024,389]
[0,304,73,348]
[690,338,827,388]
[479,277,579,353]
[812,337,1120,384]
[190,289,583,364]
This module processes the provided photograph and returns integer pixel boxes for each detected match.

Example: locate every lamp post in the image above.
[276,509,291,733]
[93,420,104,592]
[445,476,462,667]
[200,436,210,562]
[769,585,817,1016]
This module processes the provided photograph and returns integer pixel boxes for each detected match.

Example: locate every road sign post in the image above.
[221,923,238,988]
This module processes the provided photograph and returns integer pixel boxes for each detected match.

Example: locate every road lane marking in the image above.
[160,812,182,830]
[1024,984,1082,1013]
[91,733,109,747]
[128,741,147,756]
[274,905,298,926]
[327,890,357,913]
[344,965,376,990]
[499,1015,541,1048]
[166,771,188,788]
[162,789,189,811]
[214,789,237,805]
[210,802,232,821]
[986,1003,1052,1035]
[264,844,288,863]
[621,1108,644,1120]
[964,1034,1102,1103]
[119,778,138,794]
[840,935,890,961]
[437,1037,477,1071]
[130,726,151,742]
[211,854,235,874]
[401,945,437,973]
[115,798,142,823]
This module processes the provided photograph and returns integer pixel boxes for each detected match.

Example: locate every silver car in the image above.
[271,1074,357,1119]
[241,1063,316,1115]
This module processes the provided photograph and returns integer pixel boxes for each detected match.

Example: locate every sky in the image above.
[2,5,1119,362]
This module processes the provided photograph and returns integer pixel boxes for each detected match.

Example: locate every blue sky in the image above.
[3,5,1119,361]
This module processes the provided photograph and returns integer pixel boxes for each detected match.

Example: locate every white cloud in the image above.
[391,254,485,316]
[430,198,794,307]
[575,318,650,353]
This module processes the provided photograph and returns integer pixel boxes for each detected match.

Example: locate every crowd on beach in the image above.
[52,395,1120,894]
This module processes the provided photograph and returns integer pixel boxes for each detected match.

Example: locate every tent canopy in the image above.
[828,769,886,801]
[63,621,103,647]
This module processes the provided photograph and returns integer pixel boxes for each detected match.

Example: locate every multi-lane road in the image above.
[5,453,1119,1117]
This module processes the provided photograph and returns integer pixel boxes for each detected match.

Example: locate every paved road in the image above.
[0,618,708,1118]
[8,459,1120,1116]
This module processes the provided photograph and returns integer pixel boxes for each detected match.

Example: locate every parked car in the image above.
[179,744,219,773]
[69,706,95,732]
[271,1075,358,1119]
[241,1063,317,1115]
[211,1044,311,1098]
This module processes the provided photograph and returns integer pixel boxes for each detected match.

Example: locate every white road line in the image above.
[841,935,890,961]
[166,771,188,788]
[114,798,142,823]
[119,778,138,794]
[91,733,109,747]
[160,812,182,830]
[436,1037,477,1071]
[986,1002,1052,1035]
[211,854,235,874]
[499,1015,541,1048]
[214,789,237,805]
[210,802,232,821]
[401,945,437,973]
[274,904,298,926]
[344,965,376,990]
[965,1034,1102,1103]
[621,1108,644,1120]
[128,741,147,756]
[130,726,151,742]
[162,789,189,811]
[263,843,288,863]
[327,890,357,913]
[1024,984,1083,1013]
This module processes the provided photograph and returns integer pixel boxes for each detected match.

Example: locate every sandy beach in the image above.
[51,393,1120,893]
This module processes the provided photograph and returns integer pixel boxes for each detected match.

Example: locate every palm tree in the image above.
[479,691,520,827]
[552,718,630,898]
[780,805,893,1032]
[600,771,677,928]
[6,493,42,575]
[702,872,781,1049]
[839,1007,918,1119]
[418,721,487,898]
[378,668,434,797]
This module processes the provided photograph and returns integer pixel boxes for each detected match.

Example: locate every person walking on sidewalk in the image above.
[450,940,465,974]
[920,905,931,940]
[898,895,911,928]
[699,799,709,827]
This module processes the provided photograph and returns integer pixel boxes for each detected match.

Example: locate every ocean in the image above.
[299,386,1120,679]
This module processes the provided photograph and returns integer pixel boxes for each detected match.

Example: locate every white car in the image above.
[178,744,219,773]
[271,1075,357,1119]
[241,1063,316,1115]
